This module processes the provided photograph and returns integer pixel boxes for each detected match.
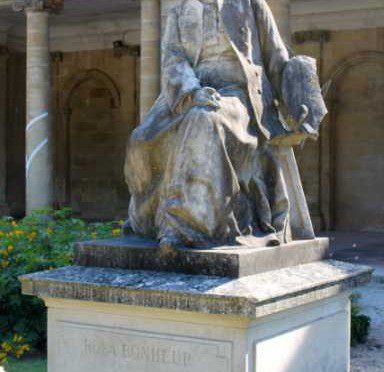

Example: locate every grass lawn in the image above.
[1,357,47,372]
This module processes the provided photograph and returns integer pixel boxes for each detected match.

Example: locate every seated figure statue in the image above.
[124,0,327,251]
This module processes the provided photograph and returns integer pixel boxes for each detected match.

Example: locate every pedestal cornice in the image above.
[13,0,63,13]
[20,260,372,319]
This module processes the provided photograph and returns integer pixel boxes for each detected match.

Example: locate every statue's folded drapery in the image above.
[125,0,296,247]
[126,87,290,246]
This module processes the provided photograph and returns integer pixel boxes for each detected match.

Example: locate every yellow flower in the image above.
[14,230,23,236]
[112,228,121,236]
[7,245,13,252]
[28,231,37,240]
[0,352,7,363]
[1,342,12,352]
[47,228,53,235]
[12,334,23,343]
[11,221,17,227]
[20,344,30,352]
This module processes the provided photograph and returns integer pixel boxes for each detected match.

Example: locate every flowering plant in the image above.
[0,208,122,363]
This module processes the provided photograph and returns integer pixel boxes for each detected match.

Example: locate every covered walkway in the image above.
[327,231,384,278]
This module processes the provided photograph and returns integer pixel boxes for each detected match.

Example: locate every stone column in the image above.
[140,0,161,120]
[13,0,63,214]
[268,0,290,41]
[0,46,9,213]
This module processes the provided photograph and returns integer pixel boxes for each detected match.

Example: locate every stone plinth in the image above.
[74,237,329,278]
[20,258,372,372]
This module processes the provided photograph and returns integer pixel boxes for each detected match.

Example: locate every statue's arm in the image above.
[252,0,290,98]
[161,8,202,114]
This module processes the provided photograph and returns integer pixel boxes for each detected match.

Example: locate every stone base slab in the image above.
[74,236,329,278]
[21,260,371,318]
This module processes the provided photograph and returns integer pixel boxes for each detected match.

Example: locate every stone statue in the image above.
[124,0,327,251]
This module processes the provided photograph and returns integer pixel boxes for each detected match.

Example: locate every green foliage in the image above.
[0,208,122,363]
[350,293,371,346]
[2,356,47,372]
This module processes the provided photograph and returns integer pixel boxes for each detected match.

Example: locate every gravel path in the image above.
[351,279,384,372]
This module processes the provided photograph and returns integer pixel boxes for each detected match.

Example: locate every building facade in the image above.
[0,0,383,232]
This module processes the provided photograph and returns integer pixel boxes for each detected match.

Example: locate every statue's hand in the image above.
[298,104,319,140]
[192,87,221,109]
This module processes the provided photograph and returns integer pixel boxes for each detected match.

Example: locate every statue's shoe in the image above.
[266,234,281,247]
[159,235,181,256]
[236,232,281,247]
[122,220,134,236]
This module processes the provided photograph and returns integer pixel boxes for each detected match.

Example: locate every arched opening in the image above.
[60,69,127,220]
[327,52,384,231]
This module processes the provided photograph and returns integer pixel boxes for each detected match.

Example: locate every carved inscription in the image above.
[53,321,232,372]
[84,338,192,367]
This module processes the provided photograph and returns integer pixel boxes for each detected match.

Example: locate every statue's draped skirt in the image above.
[126,84,290,246]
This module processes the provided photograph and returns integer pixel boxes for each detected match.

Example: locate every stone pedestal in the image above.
[20,238,372,372]
[45,292,350,372]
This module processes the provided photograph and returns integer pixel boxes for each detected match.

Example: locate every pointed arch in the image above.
[57,69,122,210]
[63,69,121,110]
[324,51,384,100]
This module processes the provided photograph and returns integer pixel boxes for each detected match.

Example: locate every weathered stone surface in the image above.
[20,260,372,319]
[75,236,330,278]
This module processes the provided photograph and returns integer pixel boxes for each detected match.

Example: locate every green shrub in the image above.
[0,208,122,363]
[350,293,371,346]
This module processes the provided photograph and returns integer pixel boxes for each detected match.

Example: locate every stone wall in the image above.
[294,27,384,232]
[0,48,8,214]
[53,49,138,220]
[5,49,138,220]
[7,52,26,217]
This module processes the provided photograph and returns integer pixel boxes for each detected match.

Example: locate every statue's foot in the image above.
[159,235,181,256]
